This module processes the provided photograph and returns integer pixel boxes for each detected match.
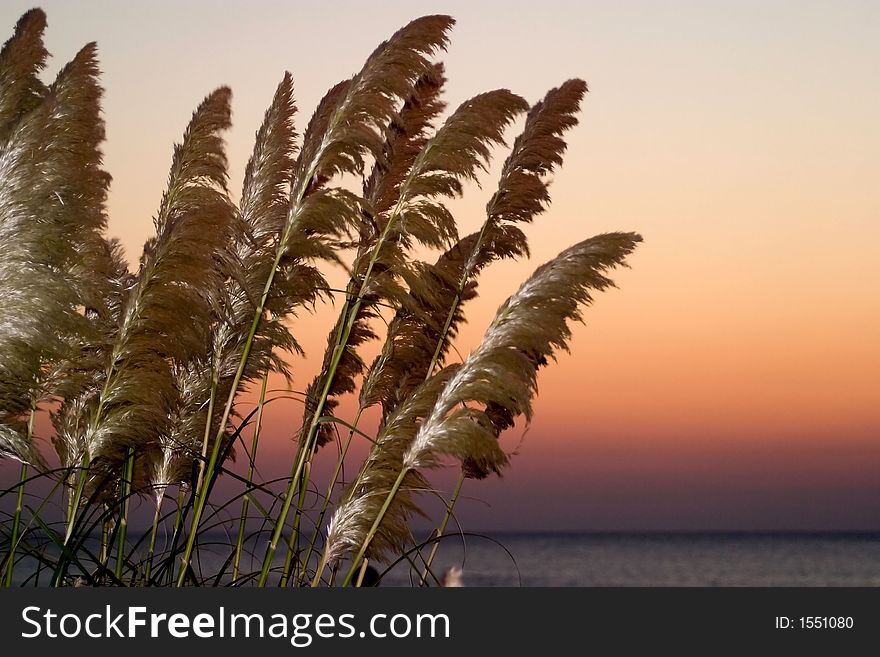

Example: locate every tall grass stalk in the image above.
[143,498,163,584]
[99,507,110,568]
[232,372,269,582]
[3,462,26,586]
[291,86,527,584]
[296,410,364,586]
[274,246,392,585]
[114,446,134,581]
[166,487,186,585]
[196,374,220,494]
[419,469,464,585]
[279,460,311,586]
[2,408,34,587]
[64,455,90,542]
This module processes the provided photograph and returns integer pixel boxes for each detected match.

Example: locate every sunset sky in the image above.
[2,0,877,530]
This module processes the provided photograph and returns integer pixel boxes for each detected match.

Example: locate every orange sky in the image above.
[3,0,878,529]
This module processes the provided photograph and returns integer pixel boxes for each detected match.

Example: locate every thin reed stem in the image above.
[115,446,134,582]
[279,461,311,587]
[143,498,163,584]
[419,470,464,585]
[200,85,345,584]
[166,486,185,585]
[425,218,492,378]
[64,453,90,542]
[263,282,371,586]
[410,219,494,578]
[296,408,362,586]
[65,358,117,544]
[3,462,28,587]
[99,507,110,569]
[66,337,119,542]
[3,408,34,587]
[281,293,358,588]
[354,558,369,587]
[196,372,219,493]
[232,372,269,583]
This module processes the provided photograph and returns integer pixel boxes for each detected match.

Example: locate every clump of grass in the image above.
[0,8,641,587]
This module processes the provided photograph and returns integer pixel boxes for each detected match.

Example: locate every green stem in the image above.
[258,295,367,585]
[354,558,369,587]
[425,292,461,379]
[311,552,329,589]
[66,328,126,542]
[143,497,163,585]
[232,373,269,583]
[196,373,219,493]
[115,446,134,583]
[99,508,110,570]
[64,452,90,542]
[3,461,28,587]
[409,222,494,582]
[167,487,185,586]
[4,408,35,587]
[419,470,465,585]
[296,408,362,586]
[279,461,310,587]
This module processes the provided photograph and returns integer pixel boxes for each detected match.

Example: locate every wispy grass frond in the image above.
[363,63,447,219]
[296,19,455,449]
[52,238,132,470]
[406,232,642,477]
[302,86,525,448]
[0,42,111,465]
[292,15,453,194]
[382,87,528,251]
[0,8,47,143]
[88,88,235,481]
[0,425,41,465]
[324,367,459,564]
[292,80,350,197]
[218,72,312,385]
[43,43,114,324]
[429,79,590,366]
[240,73,297,248]
[420,87,529,183]
[262,16,458,585]
[360,82,587,425]
[129,87,234,362]
[156,74,311,496]
[359,234,478,422]
[476,79,589,264]
[327,233,640,567]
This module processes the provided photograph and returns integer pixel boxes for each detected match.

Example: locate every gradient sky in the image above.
[2,0,878,530]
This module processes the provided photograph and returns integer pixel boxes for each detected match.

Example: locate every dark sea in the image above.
[9,532,880,586]
[378,532,880,587]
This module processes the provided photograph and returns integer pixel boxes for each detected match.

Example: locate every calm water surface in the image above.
[380,532,880,587]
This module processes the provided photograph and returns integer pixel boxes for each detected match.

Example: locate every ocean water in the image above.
[379,532,880,587]
[9,532,880,586]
